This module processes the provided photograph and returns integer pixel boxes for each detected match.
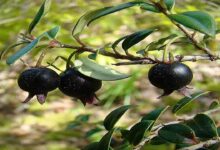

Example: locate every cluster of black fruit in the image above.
[18,61,193,105]
[18,67,102,105]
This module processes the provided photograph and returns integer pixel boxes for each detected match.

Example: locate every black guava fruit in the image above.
[58,68,102,105]
[148,62,193,97]
[18,67,60,104]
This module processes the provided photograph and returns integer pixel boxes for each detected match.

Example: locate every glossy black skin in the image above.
[148,62,193,92]
[58,68,102,101]
[18,67,60,94]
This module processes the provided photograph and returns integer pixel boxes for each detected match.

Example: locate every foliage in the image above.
[1,0,220,150]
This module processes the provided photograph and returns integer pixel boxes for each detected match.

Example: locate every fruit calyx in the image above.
[58,68,102,105]
[18,67,60,104]
[148,61,193,97]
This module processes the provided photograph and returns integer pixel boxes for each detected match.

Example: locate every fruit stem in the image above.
[36,47,49,67]
[66,51,78,69]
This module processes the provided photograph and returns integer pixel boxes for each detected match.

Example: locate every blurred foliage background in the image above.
[0,0,220,149]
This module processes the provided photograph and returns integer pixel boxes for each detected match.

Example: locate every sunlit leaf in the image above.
[28,0,51,34]
[122,29,155,51]
[74,58,130,81]
[72,2,144,36]
[186,114,218,139]
[104,105,131,131]
[169,11,216,37]
[158,124,196,145]
[172,91,209,114]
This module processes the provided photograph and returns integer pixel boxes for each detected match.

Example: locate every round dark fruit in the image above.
[58,68,102,105]
[18,67,60,104]
[148,62,193,96]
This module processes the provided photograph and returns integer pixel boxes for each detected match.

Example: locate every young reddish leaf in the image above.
[172,91,209,114]
[28,0,51,34]
[169,11,216,37]
[186,114,218,139]
[104,105,131,131]
[74,58,130,81]
[158,124,196,145]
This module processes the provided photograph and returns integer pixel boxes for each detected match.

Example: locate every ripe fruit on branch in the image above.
[148,62,193,97]
[18,67,60,104]
[58,68,102,105]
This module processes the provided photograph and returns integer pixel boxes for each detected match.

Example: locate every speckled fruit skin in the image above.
[18,67,60,94]
[148,62,193,92]
[58,68,102,104]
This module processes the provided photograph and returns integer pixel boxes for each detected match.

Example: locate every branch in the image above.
[152,2,215,59]
[134,107,220,150]
[179,138,220,150]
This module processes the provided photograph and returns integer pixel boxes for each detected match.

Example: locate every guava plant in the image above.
[1,0,220,149]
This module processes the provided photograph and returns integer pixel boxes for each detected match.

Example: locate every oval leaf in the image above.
[169,11,216,37]
[127,121,153,146]
[172,91,209,114]
[141,106,169,131]
[28,0,51,34]
[104,105,131,131]
[122,29,155,51]
[158,124,196,145]
[72,2,143,36]
[209,100,220,110]
[97,129,115,150]
[6,38,39,65]
[74,58,130,81]
[186,114,218,139]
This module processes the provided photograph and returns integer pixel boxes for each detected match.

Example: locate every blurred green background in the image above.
[0,0,220,149]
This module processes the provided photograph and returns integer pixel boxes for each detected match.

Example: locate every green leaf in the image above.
[164,0,175,10]
[172,91,209,114]
[122,29,155,51]
[74,58,130,81]
[186,114,218,139]
[6,38,39,65]
[85,127,103,138]
[97,129,115,150]
[115,142,133,150]
[150,136,168,145]
[45,26,60,39]
[104,105,131,131]
[72,2,143,36]
[169,11,216,37]
[158,124,196,145]
[209,100,220,110]
[83,142,99,150]
[127,121,153,146]
[140,3,160,13]
[141,106,169,130]
[28,0,51,34]
[112,35,129,50]
[0,41,29,60]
